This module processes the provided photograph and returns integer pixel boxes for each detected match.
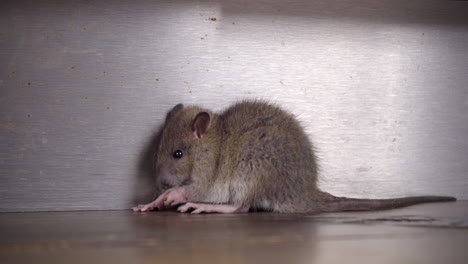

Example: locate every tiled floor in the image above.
[1,201,467,264]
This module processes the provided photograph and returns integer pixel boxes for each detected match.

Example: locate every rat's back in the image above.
[218,101,320,212]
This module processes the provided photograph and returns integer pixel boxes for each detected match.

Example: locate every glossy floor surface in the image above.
[1,201,467,264]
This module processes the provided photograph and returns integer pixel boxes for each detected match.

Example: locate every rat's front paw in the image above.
[163,187,188,207]
[132,187,188,212]
[133,202,158,212]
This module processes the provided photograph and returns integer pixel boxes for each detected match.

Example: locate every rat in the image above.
[133,100,456,214]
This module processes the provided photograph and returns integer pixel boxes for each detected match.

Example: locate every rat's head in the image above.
[154,103,217,191]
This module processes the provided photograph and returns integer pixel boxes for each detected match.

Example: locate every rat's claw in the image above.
[133,204,147,212]
[134,202,159,212]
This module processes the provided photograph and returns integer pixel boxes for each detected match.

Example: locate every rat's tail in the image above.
[318,191,456,213]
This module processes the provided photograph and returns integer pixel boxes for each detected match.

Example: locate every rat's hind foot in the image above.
[177,202,249,214]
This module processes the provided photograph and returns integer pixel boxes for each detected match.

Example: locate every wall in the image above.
[1,0,467,212]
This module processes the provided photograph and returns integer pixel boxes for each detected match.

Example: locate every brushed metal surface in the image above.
[0,0,467,212]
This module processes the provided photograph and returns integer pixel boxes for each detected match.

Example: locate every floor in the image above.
[1,201,467,264]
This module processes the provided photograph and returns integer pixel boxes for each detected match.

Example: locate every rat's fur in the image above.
[134,100,455,213]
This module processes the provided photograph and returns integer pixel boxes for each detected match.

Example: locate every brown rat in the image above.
[133,100,456,214]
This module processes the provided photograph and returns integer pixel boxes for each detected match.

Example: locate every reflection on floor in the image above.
[1,201,467,264]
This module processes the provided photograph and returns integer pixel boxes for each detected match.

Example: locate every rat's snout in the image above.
[156,166,178,189]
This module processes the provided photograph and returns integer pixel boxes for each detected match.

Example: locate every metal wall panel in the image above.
[1,0,467,212]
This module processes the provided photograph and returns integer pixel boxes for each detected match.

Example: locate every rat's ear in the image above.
[166,103,184,120]
[192,112,210,139]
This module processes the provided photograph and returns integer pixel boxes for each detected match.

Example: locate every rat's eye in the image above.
[173,150,183,159]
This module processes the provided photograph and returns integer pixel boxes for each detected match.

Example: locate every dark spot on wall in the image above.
[357,166,370,172]
[259,133,266,140]
[209,17,217,21]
